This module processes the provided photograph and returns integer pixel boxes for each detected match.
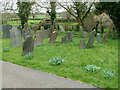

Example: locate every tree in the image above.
[94,1,120,36]
[58,1,94,31]
[17,1,35,28]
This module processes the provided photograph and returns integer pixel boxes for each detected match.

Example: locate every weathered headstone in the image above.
[2,24,12,38]
[31,24,37,33]
[0,25,2,39]
[61,35,67,43]
[22,35,34,55]
[34,27,44,46]
[67,32,73,42]
[24,27,34,39]
[49,31,58,43]
[44,28,50,38]
[10,27,22,47]
[80,40,85,49]
[59,25,65,32]
[103,33,108,42]
[97,33,101,43]
[80,26,89,38]
[86,29,96,48]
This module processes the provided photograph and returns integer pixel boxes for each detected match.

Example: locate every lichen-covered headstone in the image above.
[80,40,85,49]
[44,28,50,38]
[67,32,73,42]
[61,35,67,43]
[86,29,96,48]
[49,31,58,44]
[10,27,22,47]
[22,35,34,55]
[103,33,108,42]
[2,24,12,38]
[80,26,89,38]
[34,26,44,46]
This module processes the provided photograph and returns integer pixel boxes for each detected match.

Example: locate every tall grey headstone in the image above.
[34,31,44,46]
[80,40,85,49]
[68,32,73,42]
[61,35,67,43]
[49,31,58,44]
[97,33,101,43]
[86,30,96,48]
[59,25,65,32]
[3,24,12,38]
[22,35,34,55]
[10,27,22,47]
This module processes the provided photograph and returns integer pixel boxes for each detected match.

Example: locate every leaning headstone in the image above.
[80,40,85,49]
[97,33,101,43]
[67,32,73,42]
[34,27,44,46]
[3,24,12,38]
[49,31,58,44]
[61,35,67,43]
[103,33,108,42]
[10,27,22,47]
[86,30,96,48]
[22,35,34,55]
[59,25,65,32]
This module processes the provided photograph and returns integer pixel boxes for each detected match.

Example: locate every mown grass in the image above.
[2,31,118,88]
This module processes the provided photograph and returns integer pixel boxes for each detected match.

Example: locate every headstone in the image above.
[61,35,67,43]
[80,26,89,38]
[10,27,22,47]
[59,25,65,32]
[0,25,2,39]
[67,32,73,42]
[80,40,85,49]
[112,28,115,39]
[49,31,58,44]
[44,28,50,38]
[103,33,108,42]
[86,29,96,48]
[2,24,12,38]
[97,33,101,43]
[34,27,44,46]
[23,27,34,39]
[22,35,34,55]
[31,24,37,33]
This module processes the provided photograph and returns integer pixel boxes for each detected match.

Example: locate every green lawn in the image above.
[2,31,118,88]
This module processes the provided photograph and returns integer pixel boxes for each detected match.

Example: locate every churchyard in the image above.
[1,1,119,89]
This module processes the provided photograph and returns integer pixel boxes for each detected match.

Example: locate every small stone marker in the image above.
[59,25,65,32]
[97,33,101,43]
[31,24,37,33]
[80,40,85,49]
[34,26,44,46]
[49,31,58,43]
[86,29,96,48]
[67,32,73,42]
[22,35,34,55]
[103,33,108,42]
[61,35,67,43]
[3,24,12,38]
[10,27,22,47]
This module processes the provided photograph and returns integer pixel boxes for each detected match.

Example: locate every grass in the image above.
[2,31,118,88]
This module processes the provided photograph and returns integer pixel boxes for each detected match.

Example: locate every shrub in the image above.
[85,64,100,72]
[2,47,10,52]
[49,57,64,66]
[102,68,116,79]
[24,53,34,60]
